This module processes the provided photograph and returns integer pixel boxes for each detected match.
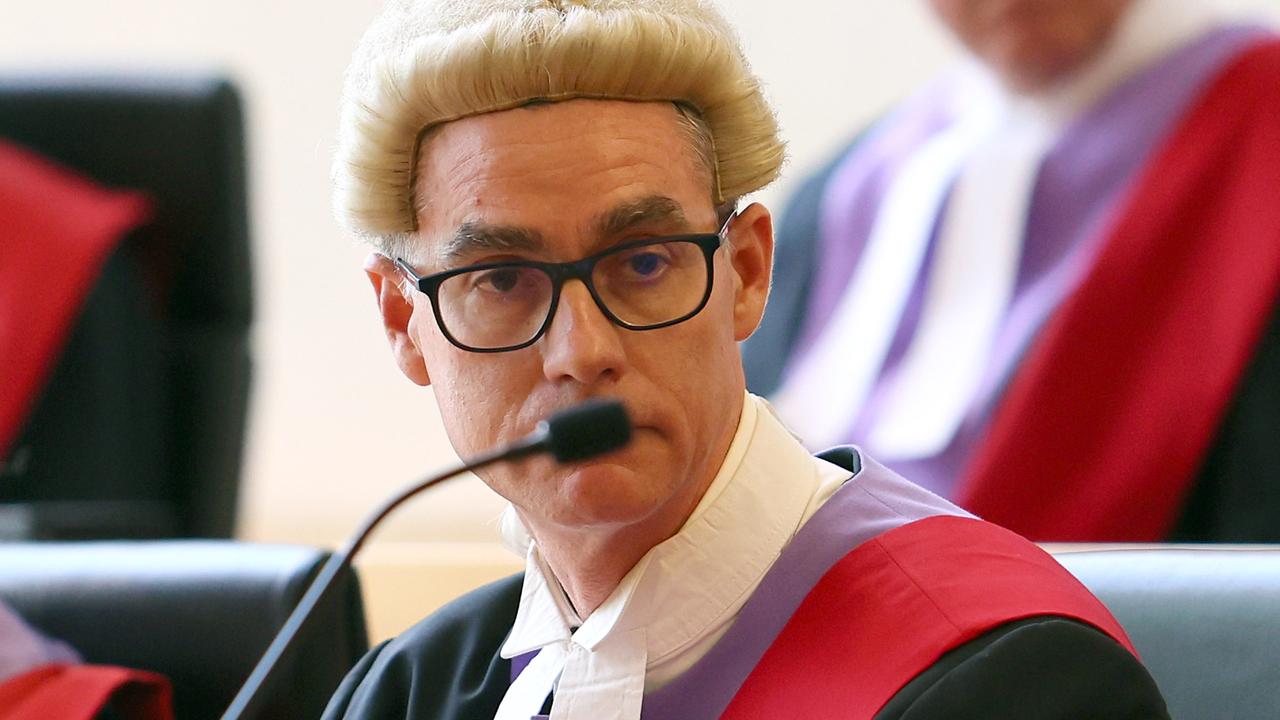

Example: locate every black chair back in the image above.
[0,74,252,539]
[0,541,367,720]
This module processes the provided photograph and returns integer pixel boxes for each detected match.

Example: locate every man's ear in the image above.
[726,202,774,342]
[365,252,431,386]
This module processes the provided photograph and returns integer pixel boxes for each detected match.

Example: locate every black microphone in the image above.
[505,397,633,463]
[221,399,631,720]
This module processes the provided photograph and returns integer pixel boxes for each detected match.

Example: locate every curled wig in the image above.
[334,0,785,246]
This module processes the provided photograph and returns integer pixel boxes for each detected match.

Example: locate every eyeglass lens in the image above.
[435,239,710,350]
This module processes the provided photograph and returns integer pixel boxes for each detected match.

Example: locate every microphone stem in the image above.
[220,443,529,720]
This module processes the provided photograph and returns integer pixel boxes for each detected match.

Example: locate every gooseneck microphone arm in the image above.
[221,399,631,720]
[219,446,516,720]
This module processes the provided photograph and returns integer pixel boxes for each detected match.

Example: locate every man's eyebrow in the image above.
[439,222,545,265]
[435,196,689,265]
[593,196,691,240]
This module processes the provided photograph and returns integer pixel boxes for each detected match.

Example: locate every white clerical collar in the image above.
[494,392,847,720]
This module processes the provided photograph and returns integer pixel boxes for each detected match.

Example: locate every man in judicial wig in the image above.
[323,1,1169,718]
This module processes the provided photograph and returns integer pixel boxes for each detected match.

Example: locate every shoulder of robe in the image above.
[877,616,1170,720]
[323,573,525,720]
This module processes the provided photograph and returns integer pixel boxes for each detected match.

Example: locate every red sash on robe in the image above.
[955,39,1280,541]
[722,516,1135,719]
[0,141,150,460]
[0,663,173,720]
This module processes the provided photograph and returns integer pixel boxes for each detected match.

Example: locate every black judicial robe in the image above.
[324,451,1168,719]
[323,576,1166,719]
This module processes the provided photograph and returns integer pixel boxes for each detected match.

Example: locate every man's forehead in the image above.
[418,102,700,200]
[420,98,692,171]
[411,99,713,263]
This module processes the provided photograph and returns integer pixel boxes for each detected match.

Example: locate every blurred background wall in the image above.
[3,0,1276,638]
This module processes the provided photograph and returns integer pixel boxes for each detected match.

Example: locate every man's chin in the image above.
[551,459,662,525]
[561,457,643,496]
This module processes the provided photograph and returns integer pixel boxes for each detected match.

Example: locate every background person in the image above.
[747,0,1280,542]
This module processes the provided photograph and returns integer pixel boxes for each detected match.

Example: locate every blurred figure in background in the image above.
[745,0,1280,542]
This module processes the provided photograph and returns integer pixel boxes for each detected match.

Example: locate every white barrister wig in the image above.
[334,0,785,246]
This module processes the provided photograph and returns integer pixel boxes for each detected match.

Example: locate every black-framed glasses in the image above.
[393,217,732,353]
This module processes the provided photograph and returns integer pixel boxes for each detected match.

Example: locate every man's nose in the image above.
[540,280,626,386]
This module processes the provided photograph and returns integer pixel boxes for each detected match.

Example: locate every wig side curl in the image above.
[334,0,785,247]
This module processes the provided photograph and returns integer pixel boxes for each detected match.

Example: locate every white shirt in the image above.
[493,392,849,720]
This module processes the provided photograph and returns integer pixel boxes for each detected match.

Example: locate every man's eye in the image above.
[627,252,666,276]
[475,268,522,293]
[483,267,519,289]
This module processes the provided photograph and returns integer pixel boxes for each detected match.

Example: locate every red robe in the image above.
[0,663,171,720]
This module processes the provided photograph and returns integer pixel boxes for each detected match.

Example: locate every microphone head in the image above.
[540,399,632,463]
